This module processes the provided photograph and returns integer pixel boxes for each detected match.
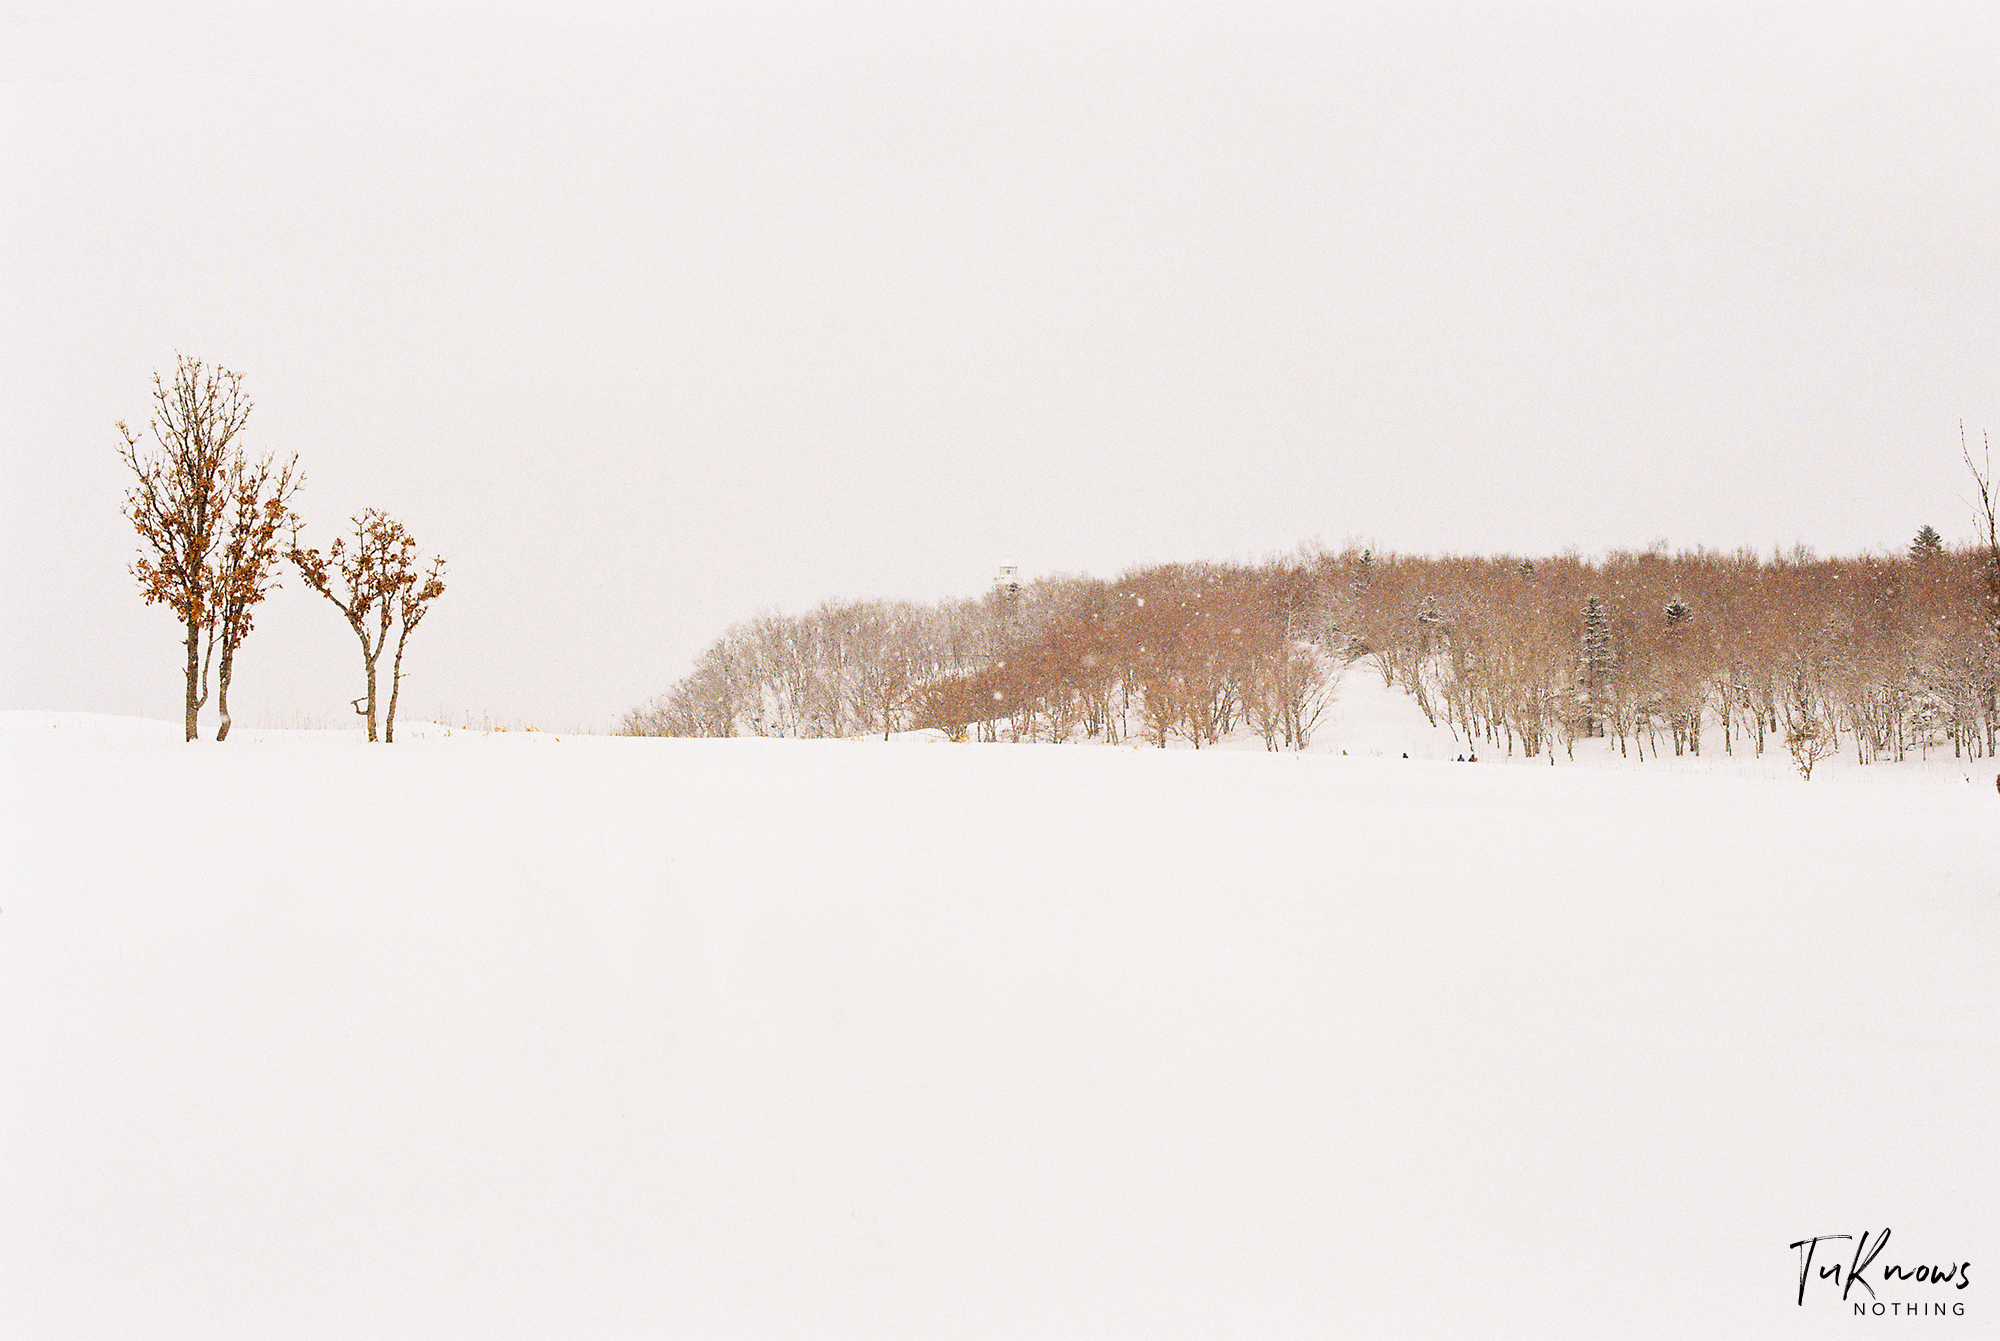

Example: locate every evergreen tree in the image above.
[1581,596,1614,737]
[1910,524,1944,559]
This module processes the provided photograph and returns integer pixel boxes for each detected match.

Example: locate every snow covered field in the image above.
[3,696,1995,1339]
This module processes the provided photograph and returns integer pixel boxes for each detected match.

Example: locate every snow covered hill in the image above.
[2,699,1994,1339]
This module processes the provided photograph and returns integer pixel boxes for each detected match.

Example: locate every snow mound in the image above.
[2,723,1993,1339]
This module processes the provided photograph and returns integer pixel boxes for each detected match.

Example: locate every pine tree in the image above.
[1581,596,1614,737]
[1909,524,1944,559]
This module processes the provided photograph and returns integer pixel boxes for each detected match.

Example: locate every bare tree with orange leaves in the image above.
[118,356,301,741]
[287,509,446,742]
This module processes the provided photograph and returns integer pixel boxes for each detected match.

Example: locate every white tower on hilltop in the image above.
[995,563,1020,598]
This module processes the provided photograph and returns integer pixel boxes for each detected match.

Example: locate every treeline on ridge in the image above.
[622,540,2000,765]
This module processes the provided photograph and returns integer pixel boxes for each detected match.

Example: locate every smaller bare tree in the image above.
[288,510,447,742]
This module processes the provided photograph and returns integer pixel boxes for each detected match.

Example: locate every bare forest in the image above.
[623,537,2000,768]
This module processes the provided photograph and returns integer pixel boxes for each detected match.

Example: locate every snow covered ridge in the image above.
[0,711,535,743]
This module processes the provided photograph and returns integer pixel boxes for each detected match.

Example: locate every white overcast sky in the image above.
[3,2,1995,730]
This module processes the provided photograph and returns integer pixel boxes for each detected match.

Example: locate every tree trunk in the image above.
[346,616,382,741]
[183,619,201,741]
[215,638,236,741]
[385,620,420,744]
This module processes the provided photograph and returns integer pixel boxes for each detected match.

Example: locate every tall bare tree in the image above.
[118,356,299,741]
[1963,425,2000,770]
[288,509,446,742]
[1965,425,1999,630]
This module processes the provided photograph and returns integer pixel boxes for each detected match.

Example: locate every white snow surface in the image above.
[2,688,1996,1339]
